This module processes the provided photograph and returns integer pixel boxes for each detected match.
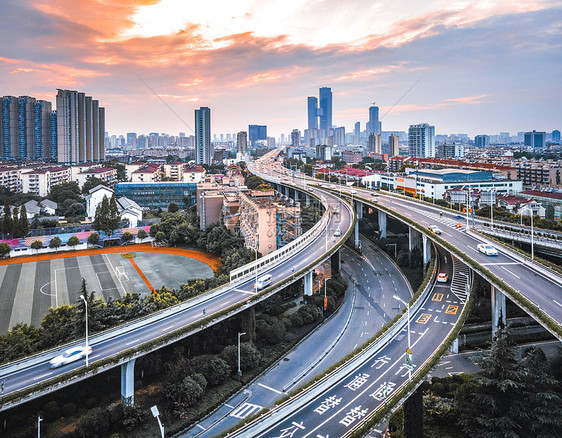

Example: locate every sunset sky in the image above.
[2,0,561,137]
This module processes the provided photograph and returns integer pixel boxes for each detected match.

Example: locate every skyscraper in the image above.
[368,133,382,154]
[388,134,399,157]
[475,135,490,148]
[367,104,381,135]
[333,126,345,146]
[524,130,546,148]
[307,97,318,130]
[291,129,300,147]
[408,123,435,158]
[1,96,18,158]
[248,125,267,147]
[195,107,211,165]
[318,87,332,133]
[552,130,561,144]
[33,99,52,159]
[237,131,247,153]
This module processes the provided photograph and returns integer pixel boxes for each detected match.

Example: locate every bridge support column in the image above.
[422,234,431,266]
[491,285,506,337]
[240,307,256,341]
[304,271,313,296]
[331,250,341,274]
[356,201,363,219]
[450,337,459,354]
[378,210,387,238]
[305,194,310,207]
[354,220,360,250]
[121,358,136,405]
[294,190,299,203]
[408,228,422,251]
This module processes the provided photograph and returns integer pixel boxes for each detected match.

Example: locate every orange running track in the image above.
[0,244,220,272]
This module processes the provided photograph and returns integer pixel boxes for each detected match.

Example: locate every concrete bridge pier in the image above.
[356,201,363,220]
[121,358,136,405]
[354,220,360,250]
[378,210,387,238]
[294,190,299,203]
[331,250,341,274]
[305,194,311,207]
[422,234,431,266]
[450,337,459,354]
[240,307,256,341]
[491,285,506,337]
[304,271,314,296]
[408,228,422,251]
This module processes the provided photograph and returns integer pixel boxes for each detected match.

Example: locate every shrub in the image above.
[122,231,133,242]
[87,232,100,245]
[42,401,61,423]
[137,229,148,240]
[62,402,77,417]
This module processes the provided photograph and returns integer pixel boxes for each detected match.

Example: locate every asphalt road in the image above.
[0,184,353,410]
[179,237,412,437]
[232,248,462,437]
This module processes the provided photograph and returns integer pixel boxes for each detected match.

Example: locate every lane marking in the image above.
[553,300,562,308]
[196,424,206,430]
[258,383,282,395]
[125,338,142,346]
[501,266,521,279]
[34,373,53,381]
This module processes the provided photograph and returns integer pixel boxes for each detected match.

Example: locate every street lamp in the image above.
[238,332,247,377]
[151,405,164,438]
[393,295,412,380]
[386,243,397,258]
[490,189,496,230]
[79,294,89,367]
[37,416,42,438]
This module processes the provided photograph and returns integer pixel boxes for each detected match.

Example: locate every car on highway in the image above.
[50,346,92,368]
[454,215,463,220]
[333,206,339,215]
[437,273,448,283]
[351,189,357,194]
[477,243,498,256]
[334,228,342,237]
[428,225,442,235]
[455,223,463,228]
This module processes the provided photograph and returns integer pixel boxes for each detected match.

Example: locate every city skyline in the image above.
[1,1,561,137]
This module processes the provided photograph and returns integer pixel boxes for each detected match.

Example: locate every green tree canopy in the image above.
[49,236,62,251]
[18,204,29,237]
[67,236,80,248]
[88,232,100,245]
[81,177,107,195]
[31,240,43,250]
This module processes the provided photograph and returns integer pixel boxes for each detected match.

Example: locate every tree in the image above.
[48,182,81,207]
[137,229,147,240]
[31,240,43,252]
[18,204,29,237]
[73,279,105,336]
[168,202,179,213]
[88,232,100,245]
[189,355,231,386]
[93,196,110,233]
[155,231,166,243]
[122,231,133,243]
[11,206,21,237]
[81,177,107,195]
[0,242,11,258]
[107,195,121,236]
[49,236,62,252]
[221,342,262,372]
[40,306,77,348]
[67,236,80,249]
[2,203,13,236]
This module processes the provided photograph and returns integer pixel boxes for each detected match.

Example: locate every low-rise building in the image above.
[115,181,197,210]
[85,184,143,227]
[183,164,206,183]
[20,166,70,196]
[164,161,185,181]
[74,166,117,188]
[498,195,545,217]
[131,163,163,182]
[0,167,21,193]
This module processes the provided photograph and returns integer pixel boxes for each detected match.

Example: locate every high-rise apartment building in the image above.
[552,130,561,144]
[367,104,381,135]
[248,125,267,147]
[408,123,435,158]
[333,126,345,146]
[368,133,382,154]
[475,135,490,148]
[388,134,399,157]
[237,131,247,154]
[195,107,211,165]
[1,96,57,160]
[354,121,361,144]
[56,89,104,164]
[291,129,300,147]
[524,130,546,148]
[127,133,137,148]
[319,87,332,133]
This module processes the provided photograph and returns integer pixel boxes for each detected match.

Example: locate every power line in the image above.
[136,75,195,134]
[380,74,425,121]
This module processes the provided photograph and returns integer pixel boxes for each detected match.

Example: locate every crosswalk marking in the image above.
[230,402,262,419]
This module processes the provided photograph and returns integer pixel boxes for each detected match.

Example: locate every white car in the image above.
[428,225,442,235]
[334,229,342,237]
[50,346,92,368]
[477,244,498,256]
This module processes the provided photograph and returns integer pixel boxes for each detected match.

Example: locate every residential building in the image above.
[524,130,546,148]
[333,126,345,146]
[56,89,104,164]
[517,190,562,221]
[316,144,333,161]
[183,164,206,183]
[552,130,561,144]
[237,131,248,154]
[368,133,382,154]
[85,184,143,227]
[307,96,318,131]
[388,134,399,157]
[0,167,21,192]
[291,129,300,147]
[20,166,71,197]
[115,181,197,210]
[475,135,490,148]
[123,162,146,181]
[195,106,211,165]
[408,123,435,158]
[341,150,363,164]
[437,143,464,159]
[497,195,545,218]
[163,161,185,181]
[131,163,162,182]
[74,166,117,188]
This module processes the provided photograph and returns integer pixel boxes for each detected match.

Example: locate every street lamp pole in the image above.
[238,332,247,377]
[465,190,470,230]
[79,294,89,367]
[38,416,42,438]
[490,189,495,230]
[393,295,411,380]
[531,211,534,260]
[151,406,164,438]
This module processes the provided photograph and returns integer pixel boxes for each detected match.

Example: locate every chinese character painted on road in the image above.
[339,406,369,427]
[370,381,396,401]
[371,355,391,369]
[314,395,342,415]
[274,421,305,438]
[395,363,416,377]
[344,373,370,391]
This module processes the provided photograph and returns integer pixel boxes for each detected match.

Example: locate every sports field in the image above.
[0,245,219,334]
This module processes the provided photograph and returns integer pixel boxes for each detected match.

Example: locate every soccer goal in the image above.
[115,266,129,282]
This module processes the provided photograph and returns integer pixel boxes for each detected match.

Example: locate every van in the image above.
[256,274,273,290]
[334,229,342,237]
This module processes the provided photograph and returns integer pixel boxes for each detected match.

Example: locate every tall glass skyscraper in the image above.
[307,96,318,130]
[195,106,211,165]
[367,104,381,135]
[248,124,267,147]
[319,87,332,133]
